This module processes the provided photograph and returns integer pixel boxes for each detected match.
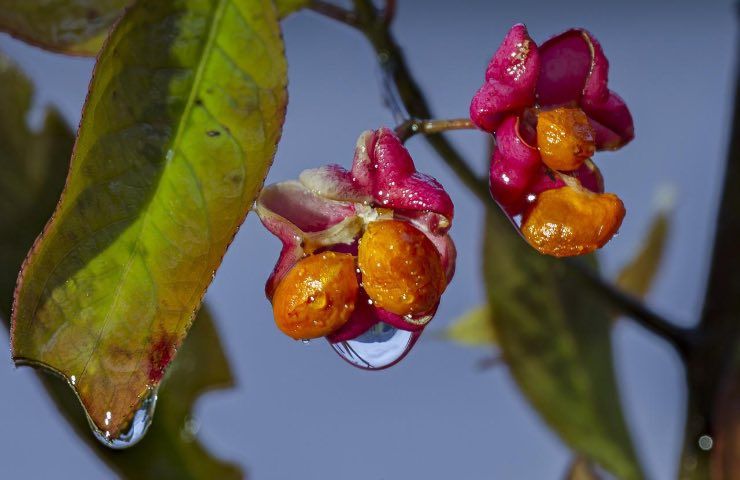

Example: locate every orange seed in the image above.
[272,252,359,340]
[358,220,446,317]
[521,184,625,257]
[537,107,595,171]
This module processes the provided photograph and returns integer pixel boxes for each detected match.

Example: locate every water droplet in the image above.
[70,375,77,386]
[90,386,158,449]
[180,416,201,443]
[329,323,420,370]
[698,434,713,451]
[301,339,311,345]
[406,312,433,326]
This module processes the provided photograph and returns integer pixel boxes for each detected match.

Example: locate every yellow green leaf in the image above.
[11,0,287,439]
[0,0,308,56]
[482,211,643,480]
[0,50,241,478]
[443,305,498,347]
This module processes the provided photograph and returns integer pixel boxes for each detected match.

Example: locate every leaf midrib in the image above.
[77,0,232,389]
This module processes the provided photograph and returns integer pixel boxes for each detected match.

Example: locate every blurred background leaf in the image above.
[564,456,602,480]
[616,195,672,299]
[275,0,309,18]
[482,210,643,480]
[0,0,130,55]
[446,197,671,345]
[0,50,243,480]
[442,305,497,347]
[0,0,308,56]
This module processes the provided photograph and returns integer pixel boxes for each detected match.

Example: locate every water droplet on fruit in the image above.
[329,322,420,370]
[90,386,158,449]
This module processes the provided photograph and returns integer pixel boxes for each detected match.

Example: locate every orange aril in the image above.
[358,220,446,316]
[521,184,625,257]
[272,252,359,339]
[536,107,595,171]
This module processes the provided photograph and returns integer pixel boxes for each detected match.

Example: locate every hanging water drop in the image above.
[90,386,158,449]
[329,322,420,370]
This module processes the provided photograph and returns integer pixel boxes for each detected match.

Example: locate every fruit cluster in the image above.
[256,128,456,344]
[470,24,634,256]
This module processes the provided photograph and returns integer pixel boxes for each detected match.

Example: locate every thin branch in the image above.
[569,258,694,356]
[382,0,397,26]
[308,1,358,27]
[395,117,477,142]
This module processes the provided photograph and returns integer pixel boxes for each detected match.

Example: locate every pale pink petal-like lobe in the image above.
[256,182,357,296]
[299,164,369,203]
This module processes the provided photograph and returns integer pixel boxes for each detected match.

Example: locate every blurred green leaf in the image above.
[443,305,498,347]
[0,50,242,480]
[616,208,671,299]
[11,0,287,438]
[564,456,602,480]
[0,0,130,55]
[448,201,671,350]
[482,211,643,480]
[0,0,308,56]
[0,54,71,305]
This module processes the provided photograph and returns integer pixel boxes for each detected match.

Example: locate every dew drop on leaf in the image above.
[90,386,158,449]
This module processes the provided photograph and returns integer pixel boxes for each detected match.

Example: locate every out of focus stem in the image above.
[678,19,740,479]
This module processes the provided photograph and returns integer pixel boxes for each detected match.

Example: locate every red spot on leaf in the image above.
[148,336,176,383]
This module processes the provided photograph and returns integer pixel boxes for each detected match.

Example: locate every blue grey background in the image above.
[0,0,737,478]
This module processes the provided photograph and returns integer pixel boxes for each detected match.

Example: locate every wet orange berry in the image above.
[358,220,446,317]
[521,185,625,257]
[272,252,359,340]
[536,107,595,171]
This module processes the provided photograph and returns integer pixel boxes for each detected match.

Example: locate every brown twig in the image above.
[308,1,358,27]
[394,117,477,142]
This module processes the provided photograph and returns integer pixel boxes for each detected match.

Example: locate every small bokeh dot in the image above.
[698,435,714,451]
